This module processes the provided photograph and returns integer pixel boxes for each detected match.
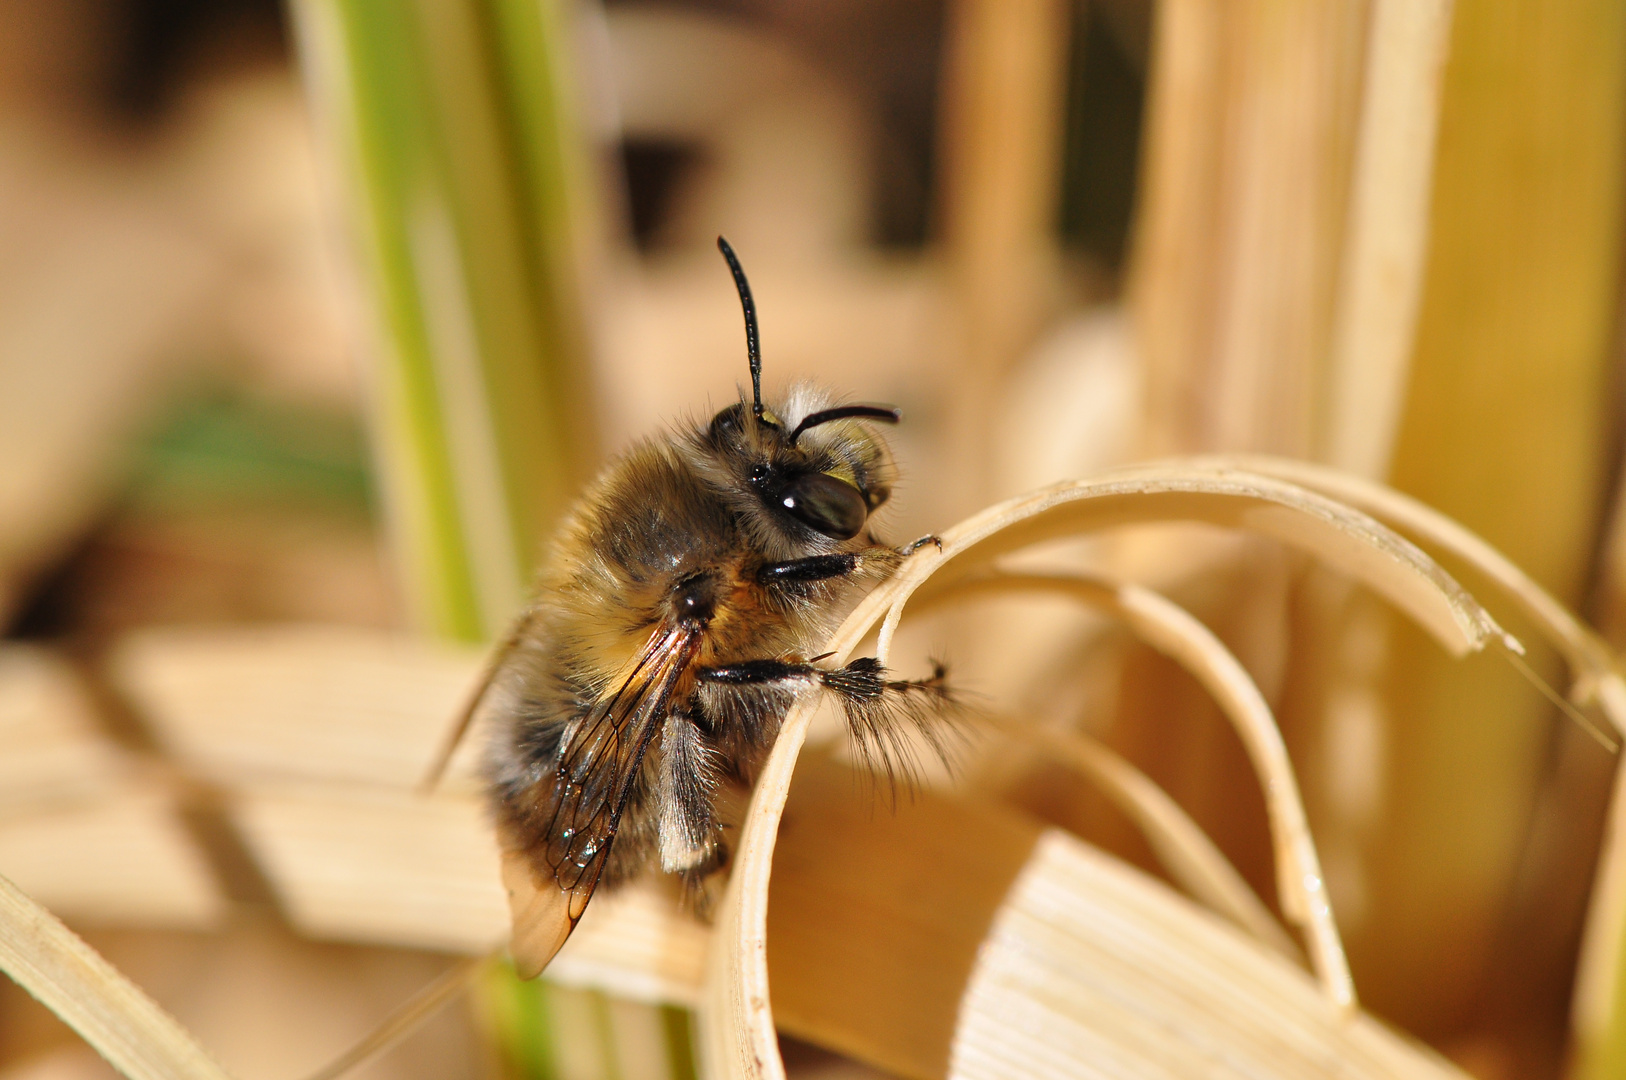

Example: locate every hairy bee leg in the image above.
[901,534,942,555]
[697,657,960,789]
[656,711,723,874]
[815,658,958,788]
[697,656,948,696]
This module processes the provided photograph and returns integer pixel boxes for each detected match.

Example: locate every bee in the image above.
[450,237,953,978]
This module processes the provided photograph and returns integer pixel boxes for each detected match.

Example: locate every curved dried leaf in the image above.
[0,872,234,1080]
[998,719,1300,961]
[934,571,1311,971]
[1204,456,1626,1078]
[1211,454,1620,731]
[1008,570,1347,1002]
[699,466,1509,1080]
[869,466,1513,665]
[948,831,1468,1080]
[1187,459,1626,1072]
[1211,460,1593,668]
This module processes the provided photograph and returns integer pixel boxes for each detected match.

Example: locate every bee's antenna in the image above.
[789,404,903,447]
[716,236,765,420]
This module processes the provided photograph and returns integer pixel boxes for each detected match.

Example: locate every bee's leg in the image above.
[757,553,895,608]
[757,543,929,594]
[656,709,724,876]
[814,657,959,788]
[697,659,821,686]
[859,531,940,556]
[694,660,806,759]
[756,553,860,586]
[697,657,960,788]
[899,534,942,555]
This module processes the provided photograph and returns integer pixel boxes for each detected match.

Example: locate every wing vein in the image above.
[539,625,702,917]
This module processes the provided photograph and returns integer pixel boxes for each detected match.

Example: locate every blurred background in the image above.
[0,0,1624,1078]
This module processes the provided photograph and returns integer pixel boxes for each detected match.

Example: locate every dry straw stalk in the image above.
[0,873,231,1080]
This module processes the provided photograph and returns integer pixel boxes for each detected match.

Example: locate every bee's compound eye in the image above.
[709,404,745,443]
[777,472,869,540]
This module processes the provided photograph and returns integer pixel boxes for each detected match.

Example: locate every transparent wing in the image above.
[505,624,701,976]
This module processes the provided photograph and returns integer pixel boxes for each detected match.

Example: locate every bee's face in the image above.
[702,396,893,543]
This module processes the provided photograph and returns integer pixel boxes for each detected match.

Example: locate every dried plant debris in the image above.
[0,873,232,1080]
[0,465,1550,1080]
[700,463,1508,1080]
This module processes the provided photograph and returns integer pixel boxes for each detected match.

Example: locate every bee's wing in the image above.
[502,624,701,977]
[500,848,575,979]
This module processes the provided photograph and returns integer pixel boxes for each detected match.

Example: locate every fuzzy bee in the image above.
[458,238,953,977]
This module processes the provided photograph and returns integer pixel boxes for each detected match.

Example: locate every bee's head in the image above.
[703,238,900,545]
[704,391,896,542]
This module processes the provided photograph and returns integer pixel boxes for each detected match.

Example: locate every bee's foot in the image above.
[901,534,942,555]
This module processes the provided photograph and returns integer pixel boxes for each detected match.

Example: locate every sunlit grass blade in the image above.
[0,873,234,1080]
[289,0,596,643]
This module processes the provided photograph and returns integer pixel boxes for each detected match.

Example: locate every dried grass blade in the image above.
[872,467,1510,665]
[1103,573,1350,1006]
[1191,460,1626,1064]
[1002,719,1300,961]
[698,695,819,1080]
[922,569,1301,960]
[947,831,1470,1080]
[1215,454,1614,715]
[951,570,1347,1005]
[1577,760,1626,1080]
[0,872,234,1080]
[1323,0,1456,478]
[700,465,1509,1078]
[301,958,483,1080]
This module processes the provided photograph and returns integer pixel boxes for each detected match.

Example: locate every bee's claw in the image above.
[901,534,942,556]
